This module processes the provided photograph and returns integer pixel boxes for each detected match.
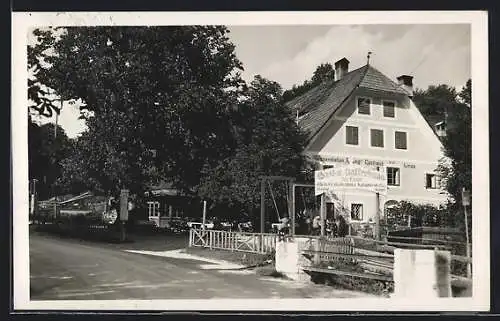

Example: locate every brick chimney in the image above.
[397,75,414,97]
[335,58,350,80]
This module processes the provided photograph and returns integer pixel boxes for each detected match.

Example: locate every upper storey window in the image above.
[383,100,396,118]
[357,97,371,115]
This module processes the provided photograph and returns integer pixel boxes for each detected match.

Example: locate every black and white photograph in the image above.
[12,11,489,311]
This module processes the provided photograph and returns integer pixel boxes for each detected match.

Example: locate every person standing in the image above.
[312,215,321,235]
[335,215,349,237]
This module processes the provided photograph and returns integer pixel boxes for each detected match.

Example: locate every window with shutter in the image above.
[357,97,371,115]
[346,126,359,145]
[395,131,408,150]
[383,101,396,118]
[371,129,384,147]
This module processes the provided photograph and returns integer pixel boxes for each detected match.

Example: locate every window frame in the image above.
[356,96,372,116]
[350,203,364,221]
[345,125,360,146]
[425,173,439,189]
[370,128,385,148]
[394,130,408,150]
[387,167,401,187]
[382,100,396,118]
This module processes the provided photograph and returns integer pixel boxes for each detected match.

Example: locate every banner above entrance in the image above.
[315,164,388,196]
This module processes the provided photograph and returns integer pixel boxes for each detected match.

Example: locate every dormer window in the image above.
[357,97,371,115]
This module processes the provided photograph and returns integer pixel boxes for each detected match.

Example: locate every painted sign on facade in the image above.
[307,154,416,169]
[315,164,387,196]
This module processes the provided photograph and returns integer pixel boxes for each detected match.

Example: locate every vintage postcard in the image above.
[11,11,489,311]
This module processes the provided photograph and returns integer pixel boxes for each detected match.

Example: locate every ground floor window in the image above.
[147,201,160,217]
[350,203,363,221]
[425,173,439,189]
[387,167,400,186]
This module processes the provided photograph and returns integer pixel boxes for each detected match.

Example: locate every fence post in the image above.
[313,237,321,265]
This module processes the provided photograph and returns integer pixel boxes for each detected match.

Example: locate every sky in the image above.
[31,24,471,138]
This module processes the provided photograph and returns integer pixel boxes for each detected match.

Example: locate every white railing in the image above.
[189,228,277,254]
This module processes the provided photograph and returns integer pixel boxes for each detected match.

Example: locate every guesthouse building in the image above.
[286,58,450,224]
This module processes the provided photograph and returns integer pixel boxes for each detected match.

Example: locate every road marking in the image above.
[55,290,116,298]
[215,270,253,275]
[30,275,73,280]
[95,282,138,287]
[124,249,244,270]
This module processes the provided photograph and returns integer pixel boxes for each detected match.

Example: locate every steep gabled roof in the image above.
[285,64,408,144]
[359,65,409,95]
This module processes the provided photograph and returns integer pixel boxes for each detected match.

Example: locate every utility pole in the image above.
[320,193,326,237]
[374,192,381,240]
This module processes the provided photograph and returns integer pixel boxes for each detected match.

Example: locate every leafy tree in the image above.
[28,28,62,117]
[198,75,307,219]
[437,81,472,204]
[32,26,244,199]
[28,118,73,199]
[413,84,458,118]
[413,80,472,233]
[283,63,335,102]
[311,63,336,84]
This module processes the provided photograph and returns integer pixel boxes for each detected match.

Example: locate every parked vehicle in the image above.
[187,221,215,229]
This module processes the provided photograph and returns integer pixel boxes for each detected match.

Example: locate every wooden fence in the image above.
[301,235,472,286]
[188,228,277,254]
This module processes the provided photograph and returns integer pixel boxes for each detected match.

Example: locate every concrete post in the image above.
[275,237,311,281]
[393,249,452,298]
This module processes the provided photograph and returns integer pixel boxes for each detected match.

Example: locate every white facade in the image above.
[304,87,449,223]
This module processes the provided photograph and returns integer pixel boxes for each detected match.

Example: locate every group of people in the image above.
[306,213,349,237]
[275,210,349,238]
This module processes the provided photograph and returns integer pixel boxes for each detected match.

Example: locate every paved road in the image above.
[30,231,371,300]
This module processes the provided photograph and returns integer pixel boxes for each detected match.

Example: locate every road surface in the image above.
[29,231,371,300]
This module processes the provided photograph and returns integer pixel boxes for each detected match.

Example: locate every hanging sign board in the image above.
[315,164,387,196]
[462,189,471,206]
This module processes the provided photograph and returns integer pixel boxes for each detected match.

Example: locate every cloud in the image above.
[232,24,470,91]
[37,24,471,138]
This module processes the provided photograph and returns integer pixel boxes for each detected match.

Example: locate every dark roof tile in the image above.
[285,64,409,144]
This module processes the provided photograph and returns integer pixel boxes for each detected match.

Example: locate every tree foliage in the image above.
[28,28,62,117]
[283,63,335,102]
[438,81,472,204]
[198,75,307,216]
[413,80,472,231]
[28,117,73,199]
[32,26,244,198]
